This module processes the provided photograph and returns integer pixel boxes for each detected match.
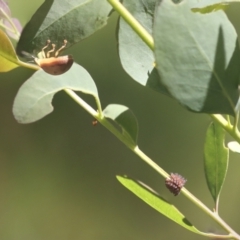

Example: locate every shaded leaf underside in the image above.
[17,0,112,55]
[153,0,240,115]
[103,104,138,146]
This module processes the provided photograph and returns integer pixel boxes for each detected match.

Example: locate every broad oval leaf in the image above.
[17,0,112,55]
[204,122,229,206]
[117,175,205,235]
[153,0,240,116]
[103,104,138,146]
[0,28,19,72]
[13,63,98,123]
[118,0,155,85]
[118,0,170,96]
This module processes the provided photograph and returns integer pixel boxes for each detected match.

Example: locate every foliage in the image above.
[1,0,240,239]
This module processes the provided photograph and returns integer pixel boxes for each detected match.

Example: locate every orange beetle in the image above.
[23,39,73,75]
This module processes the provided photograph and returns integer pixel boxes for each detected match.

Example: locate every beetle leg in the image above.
[46,44,56,58]
[55,40,67,57]
[41,39,51,58]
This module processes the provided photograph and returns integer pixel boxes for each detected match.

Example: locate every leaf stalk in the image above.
[107,0,154,51]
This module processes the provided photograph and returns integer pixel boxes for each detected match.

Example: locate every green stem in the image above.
[107,0,154,51]
[64,89,239,239]
[182,188,239,239]
[134,147,239,239]
[95,96,103,118]
[134,146,168,178]
[11,2,239,237]
[105,7,239,235]
[210,114,240,143]
[226,115,231,125]
[233,111,239,131]
[17,60,39,71]
[108,0,240,145]
[64,89,136,149]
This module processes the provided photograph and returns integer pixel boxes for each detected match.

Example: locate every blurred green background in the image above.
[0,1,240,239]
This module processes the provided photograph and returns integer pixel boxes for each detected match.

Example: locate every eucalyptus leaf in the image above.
[153,0,240,116]
[204,122,229,205]
[13,63,98,123]
[0,28,19,72]
[17,0,112,55]
[103,104,138,146]
[117,175,205,235]
[146,68,171,96]
[118,0,155,85]
[118,0,170,95]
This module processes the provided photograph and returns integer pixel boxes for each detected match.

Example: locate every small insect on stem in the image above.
[92,120,98,126]
[22,39,73,75]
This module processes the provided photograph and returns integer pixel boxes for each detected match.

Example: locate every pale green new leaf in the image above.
[117,175,204,235]
[0,28,19,72]
[153,0,240,115]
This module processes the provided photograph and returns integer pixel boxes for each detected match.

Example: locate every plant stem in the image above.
[95,96,103,118]
[108,0,240,145]
[210,114,240,143]
[64,89,240,239]
[182,188,240,239]
[18,60,39,71]
[64,89,136,149]
[76,2,240,236]
[134,146,239,239]
[134,146,169,178]
[12,3,240,237]
[107,0,154,51]
[233,111,239,131]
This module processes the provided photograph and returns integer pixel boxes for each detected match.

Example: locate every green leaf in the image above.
[118,0,170,95]
[191,0,240,13]
[204,122,229,205]
[153,0,240,116]
[13,63,98,123]
[146,68,172,97]
[103,104,138,146]
[0,28,19,72]
[117,175,205,235]
[17,0,112,55]
[118,0,155,85]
